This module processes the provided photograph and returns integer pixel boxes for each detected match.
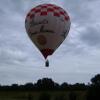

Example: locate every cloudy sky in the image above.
[0,0,100,85]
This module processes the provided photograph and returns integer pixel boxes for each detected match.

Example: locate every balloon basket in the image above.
[45,59,49,67]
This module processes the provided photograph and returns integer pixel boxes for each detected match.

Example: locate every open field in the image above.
[0,90,87,100]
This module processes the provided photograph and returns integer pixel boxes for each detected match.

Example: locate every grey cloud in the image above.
[56,0,100,56]
[0,0,35,66]
[63,0,100,30]
[80,26,100,47]
[0,48,27,65]
[0,0,100,84]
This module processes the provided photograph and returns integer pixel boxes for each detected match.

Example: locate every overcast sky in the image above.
[0,0,100,85]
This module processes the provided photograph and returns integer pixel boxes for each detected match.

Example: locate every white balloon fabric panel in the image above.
[25,4,71,58]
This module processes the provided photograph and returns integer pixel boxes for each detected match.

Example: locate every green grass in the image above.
[0,90,87,100]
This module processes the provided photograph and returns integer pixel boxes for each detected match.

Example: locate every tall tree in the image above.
[91,74,100,86]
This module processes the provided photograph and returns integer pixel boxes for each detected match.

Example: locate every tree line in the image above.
[0,74,100,91]
[0,78,87,91]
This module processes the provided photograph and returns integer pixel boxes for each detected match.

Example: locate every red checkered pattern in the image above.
[26,4,69,21]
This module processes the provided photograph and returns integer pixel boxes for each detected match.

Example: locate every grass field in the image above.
[0,90,87,100]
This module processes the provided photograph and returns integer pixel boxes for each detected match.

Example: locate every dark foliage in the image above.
[91,74,100,86]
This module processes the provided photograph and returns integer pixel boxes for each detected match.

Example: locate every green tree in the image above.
[87,74,100,100]
[91,74,100,86]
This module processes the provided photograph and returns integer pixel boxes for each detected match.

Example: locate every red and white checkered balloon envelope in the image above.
[25,4,71,67]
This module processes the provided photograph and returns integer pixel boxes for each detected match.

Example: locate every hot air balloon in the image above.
[25,4,71,67]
